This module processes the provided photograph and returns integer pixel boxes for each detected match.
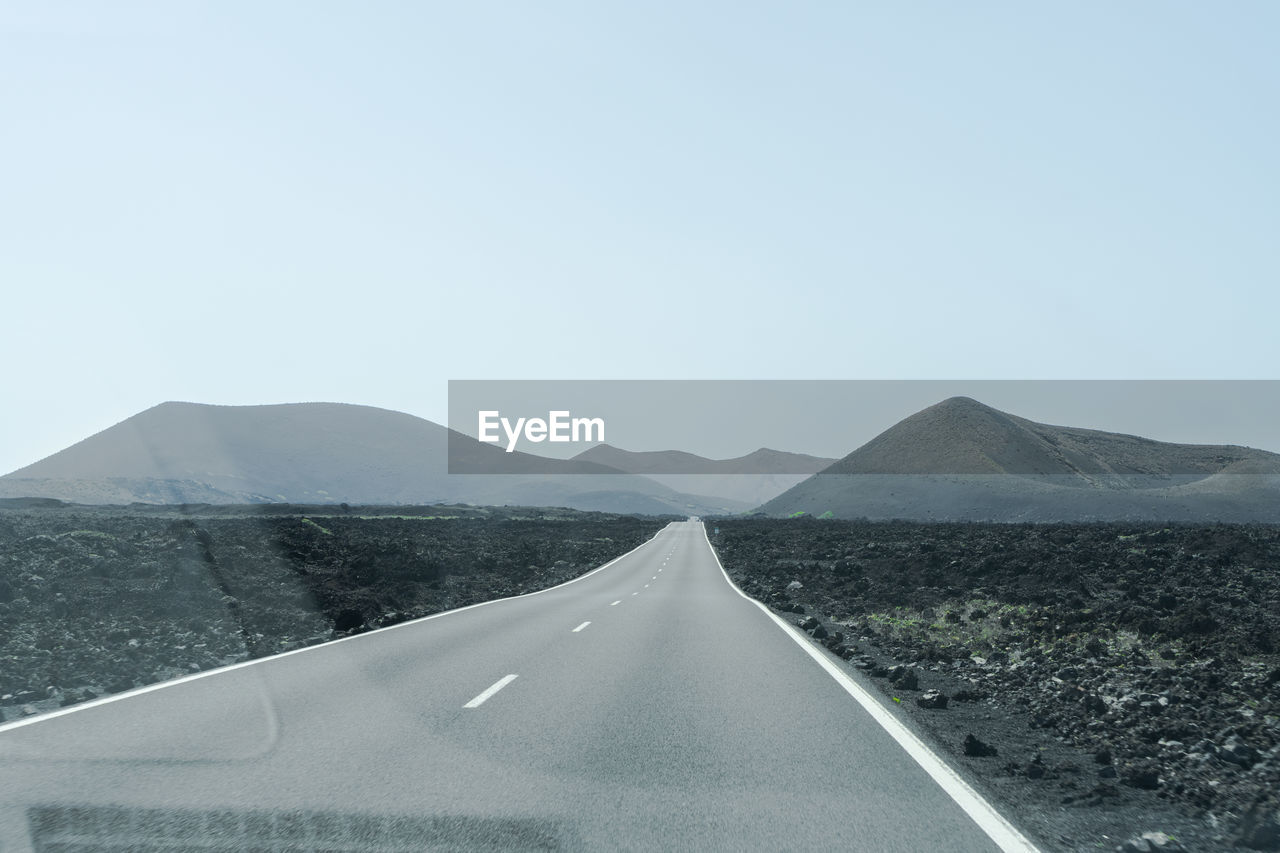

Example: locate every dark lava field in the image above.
[6,501,1280,850]
[714,518,1280,851]
[0,501,665,719]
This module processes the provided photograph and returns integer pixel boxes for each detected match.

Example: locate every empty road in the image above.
[0,521,1038,851]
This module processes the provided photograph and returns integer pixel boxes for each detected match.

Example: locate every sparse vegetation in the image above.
[299,517,332,535]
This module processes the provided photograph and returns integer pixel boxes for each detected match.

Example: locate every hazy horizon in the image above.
[8,381,1280,477]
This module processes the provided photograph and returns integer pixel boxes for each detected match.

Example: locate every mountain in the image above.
[0,402,751,515]
[759,396,1280,522]
[572,444,834,475]
[570,444,836,506]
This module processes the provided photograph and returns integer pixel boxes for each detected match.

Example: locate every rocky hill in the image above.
[759,397,1280,521]
[0,402,748,515]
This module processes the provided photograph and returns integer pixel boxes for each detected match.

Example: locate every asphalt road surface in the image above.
[0,521,1040,851]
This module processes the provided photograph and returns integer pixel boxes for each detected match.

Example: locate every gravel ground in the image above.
[714,518,1280,852]
[0,503,666,720]
[6,505,1278,850]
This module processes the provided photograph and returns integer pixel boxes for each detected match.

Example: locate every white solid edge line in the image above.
[0,521,680,735]
[572,621,591,633]
[463,674,518,708]
[699,523,1041,853]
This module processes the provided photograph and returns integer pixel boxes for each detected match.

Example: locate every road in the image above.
[0,521,1039,851]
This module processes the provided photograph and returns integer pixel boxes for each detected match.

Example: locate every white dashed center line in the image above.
[572,621,591,633]
[464,674,518,708]
[610,600,621,606]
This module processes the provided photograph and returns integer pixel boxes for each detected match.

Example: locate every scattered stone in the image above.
[887,666,918,690]
[786,580,803,590]
[1122,762,1161,790]
[1234,800,1280,851]
[1117,831,1186,852]
[334,609,364,632]
[1082,693,1108,714]
[917,689,948,710]
[963,734,998,757]
[1221,735,1260,769]
[1062,783,1121,807]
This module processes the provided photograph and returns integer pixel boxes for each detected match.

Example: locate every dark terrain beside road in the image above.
[0,501,666,720]
[714,518,1280,851]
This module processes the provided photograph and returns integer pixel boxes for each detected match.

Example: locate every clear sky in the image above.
[2,2,1278,474]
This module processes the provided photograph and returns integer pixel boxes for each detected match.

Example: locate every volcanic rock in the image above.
[1117,831,1186,852]
[916,689,948,710]
[1235,800,1280,850]
[963,734,998,757]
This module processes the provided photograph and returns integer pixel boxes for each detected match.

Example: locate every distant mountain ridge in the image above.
[761,397,1280,522]
[568,444,837,508]
[0,402,751,515]
[571,444,835,475]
